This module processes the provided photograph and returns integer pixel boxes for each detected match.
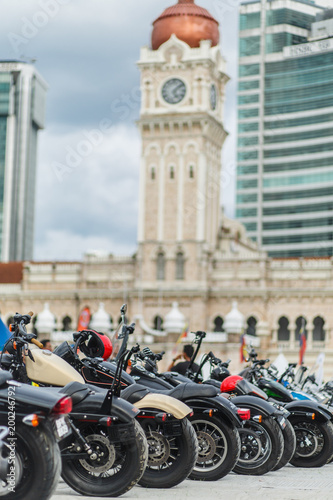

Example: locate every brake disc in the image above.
[197,430,217,462]
[146,431,171,466]
[79,434,116,473]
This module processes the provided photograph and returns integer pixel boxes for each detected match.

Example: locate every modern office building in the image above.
[0,61,47,262]
[237,0,333,257]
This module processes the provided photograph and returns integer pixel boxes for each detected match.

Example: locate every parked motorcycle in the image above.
[0,369,72,500]
[1,312,148,497]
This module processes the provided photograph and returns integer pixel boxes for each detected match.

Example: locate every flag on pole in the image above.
[77,307,91,331]
[172,323,189,357]
[240,332,246,363]
[0,317,11,351]
[299,318,307,365]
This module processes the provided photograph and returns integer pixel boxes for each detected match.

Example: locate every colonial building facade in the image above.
[0,1,333,377]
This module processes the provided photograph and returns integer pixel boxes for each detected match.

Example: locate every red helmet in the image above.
[79,330,113,360]
[220,375,243,393]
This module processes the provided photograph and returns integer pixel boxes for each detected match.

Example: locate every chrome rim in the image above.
[192,419,228,472]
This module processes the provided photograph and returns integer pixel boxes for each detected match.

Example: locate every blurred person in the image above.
[167,344,200,376]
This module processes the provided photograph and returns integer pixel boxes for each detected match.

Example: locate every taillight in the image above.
[52,396,72,415]
[237,408,251,421]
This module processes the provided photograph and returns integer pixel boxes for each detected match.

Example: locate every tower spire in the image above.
[178,0,194,3]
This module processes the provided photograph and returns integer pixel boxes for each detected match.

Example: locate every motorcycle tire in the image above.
[233,417,284,476]
[139,417,198,488]
[0,421,61,500]
[188,415,240,481]
[272,418,296,471]
[61,419,148,497]
[289,418,333,468]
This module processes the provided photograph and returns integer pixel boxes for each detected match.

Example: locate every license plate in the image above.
[54,416,71,440]
[278,416,286,429]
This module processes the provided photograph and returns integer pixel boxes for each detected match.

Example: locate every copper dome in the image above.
[152,0,219,51]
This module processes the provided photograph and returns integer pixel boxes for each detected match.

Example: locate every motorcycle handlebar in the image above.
[31,338,43,349]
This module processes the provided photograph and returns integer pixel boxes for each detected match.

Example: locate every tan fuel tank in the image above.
[25,346,84,386]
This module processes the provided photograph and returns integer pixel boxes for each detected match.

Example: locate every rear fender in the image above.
[285,400,332,422]
[109,396,140,423]
[184,395,241,427]
[231,395,279,418]
[135,394,192,419]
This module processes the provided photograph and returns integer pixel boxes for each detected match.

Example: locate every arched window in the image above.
[277,316,290,341]
[176,252,185,280]
[313,316,325,341]
[153,315,164,331]
[213,316,224,332]
[62,316,72,331]
[170,166,175,179]
[295,316,307,340]
[157,252,165,280]
[189,165,194,179]
[151,166,156,180]
[246,316,257,336]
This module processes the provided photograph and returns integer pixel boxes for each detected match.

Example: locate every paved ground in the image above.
[53,463,333,500]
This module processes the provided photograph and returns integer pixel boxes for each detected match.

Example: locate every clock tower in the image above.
[137,0,229,287]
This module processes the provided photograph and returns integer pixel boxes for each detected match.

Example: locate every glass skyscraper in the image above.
[0,61,47,262]
[236,0,333,257]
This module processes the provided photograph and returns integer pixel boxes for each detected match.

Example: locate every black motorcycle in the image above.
[0,369,72,500]
[0,312,148,498]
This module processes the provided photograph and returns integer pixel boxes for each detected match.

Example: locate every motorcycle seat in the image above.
[167,383,219,399]
[60,381,92,405]
[121,384,151,404]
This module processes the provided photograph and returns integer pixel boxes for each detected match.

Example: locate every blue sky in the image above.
[0,0,240,260]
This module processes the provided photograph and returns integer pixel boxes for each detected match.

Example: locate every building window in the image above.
[62,316,72,331]
[175,252,185,280]
[157,252,165,280]
[170,166,175,179]
[151,166,156,180]
[246,316,257,336]
[213,316,224,332]
[189,165,194,179]
[295,316,307,341]
[153,315,164,331]
[277,316,290,341]
[313,316,325,342]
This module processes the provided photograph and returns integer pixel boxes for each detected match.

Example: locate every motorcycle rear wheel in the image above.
[290,418,333,468]
[233,417,284,475]
[139,417,198,488]
[61,420,148,497]
[0,421,61,500]
[188,415,240,481]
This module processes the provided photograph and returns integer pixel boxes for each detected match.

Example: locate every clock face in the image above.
[210,84,217,111]
[162,78,186,104]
